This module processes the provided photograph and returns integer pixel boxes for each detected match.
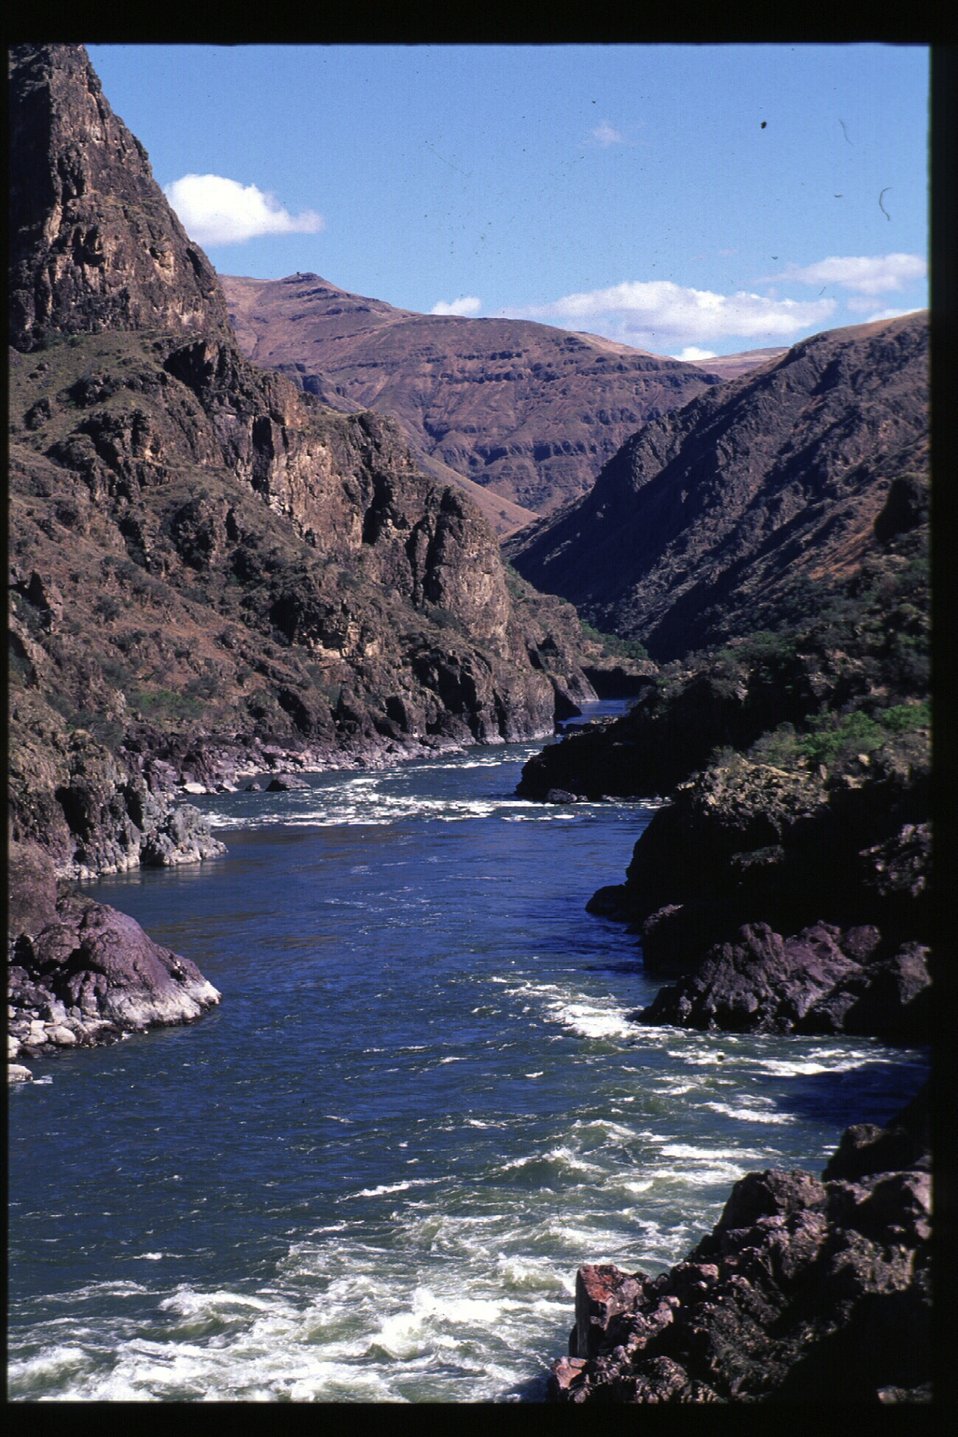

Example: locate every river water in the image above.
[8,710,928,1402]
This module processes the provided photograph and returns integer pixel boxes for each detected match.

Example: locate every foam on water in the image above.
[504,977,637,1042]
[9,726,928,1403]
[704,1101,796,1124]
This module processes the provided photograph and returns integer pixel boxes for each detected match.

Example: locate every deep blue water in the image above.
[8,717,928,1401]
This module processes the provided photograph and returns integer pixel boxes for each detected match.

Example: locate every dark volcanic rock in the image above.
[549,1092,932,1404]
[635,921,931,1039]
[508,311,928,660]
[824,1086,931,1183]
[9,718,226,880]
[221,273,729,526]
[264,773,310,791]
[8,893,221,1060]
[519,674,822,805]
[608,737,931,1039]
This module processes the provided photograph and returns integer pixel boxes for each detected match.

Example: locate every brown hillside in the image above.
[220,272,728,523]
[507,312,928,660]
[8,43,596,882]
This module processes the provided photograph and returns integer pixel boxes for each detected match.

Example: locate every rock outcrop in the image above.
[550,1090,932,1404]
[9,890,221,1065]
[9,45,230,350]
[602,740,931,1041]
[7,839,222,1072]
[636,920,931,1041]
[516,467,930,808]
[221,272,729,524]
[507,311,928,661]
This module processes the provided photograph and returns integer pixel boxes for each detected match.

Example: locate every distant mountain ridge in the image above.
[684,345,787,380]
[506,311,929,660]
[221,272,736,528]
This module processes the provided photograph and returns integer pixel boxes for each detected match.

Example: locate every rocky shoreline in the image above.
[596,743,930,1042]
[6,713,566,1078]
[8,882,221,1078]
[550,1087,932,1404]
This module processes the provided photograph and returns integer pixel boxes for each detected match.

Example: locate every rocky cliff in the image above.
[220,272,726,526]
[9,44,230,350]
[550,1087,932,1404]
[507,311,928,661]
[7,43,600,1062]
[8,43,596,890]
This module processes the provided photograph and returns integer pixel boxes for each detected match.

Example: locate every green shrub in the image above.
[799,710,886,765]
[579,621,651,664]
[128,686,204,722]
[875,700,931,733]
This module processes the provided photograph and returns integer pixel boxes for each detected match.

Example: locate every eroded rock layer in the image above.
[221,272,726,524]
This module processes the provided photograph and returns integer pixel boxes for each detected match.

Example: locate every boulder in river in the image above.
[634,920,932,1040]
[8,893,221,1062]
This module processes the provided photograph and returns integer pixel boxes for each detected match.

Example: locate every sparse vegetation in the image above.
[579,621,651,665]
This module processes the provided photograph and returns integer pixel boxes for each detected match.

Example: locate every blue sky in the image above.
[87,43,929,358]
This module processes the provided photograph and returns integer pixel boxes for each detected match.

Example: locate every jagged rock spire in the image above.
[8,43,230,350]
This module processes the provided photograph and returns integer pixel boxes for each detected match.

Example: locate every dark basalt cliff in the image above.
[550,1088,932,1404]
[221,273,726,525]
[507,311,928,661]
[7,43,596,1056]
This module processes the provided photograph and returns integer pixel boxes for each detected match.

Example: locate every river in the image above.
[7,710,928,1401]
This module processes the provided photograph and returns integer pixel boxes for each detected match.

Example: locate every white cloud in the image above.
[770,253,926,295]
[590,119,625,147]
[430,296,482,316]
[163,173,324,246]
[675,346,718,362]
[513,280,836,346]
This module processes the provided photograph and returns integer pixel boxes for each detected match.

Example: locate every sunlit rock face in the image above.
[8,45,230,349]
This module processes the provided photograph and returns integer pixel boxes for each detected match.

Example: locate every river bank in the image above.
[8,737,929,1401]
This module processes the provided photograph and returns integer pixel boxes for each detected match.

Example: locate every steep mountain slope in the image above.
[9,44,230,349]
[220,272,726,524]
[7,43,595,887]
[510,303,930,1045]
[507,312,928,661]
